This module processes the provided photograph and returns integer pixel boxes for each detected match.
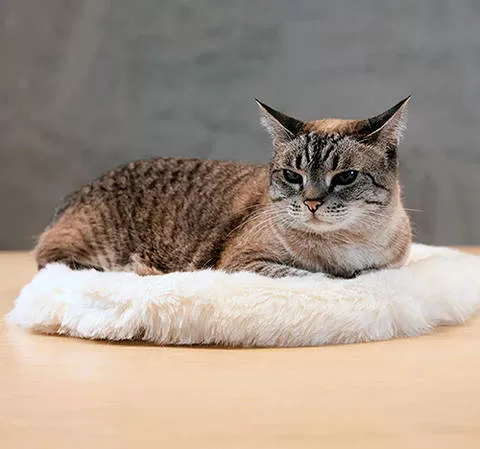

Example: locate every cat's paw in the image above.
[134,263,164,276]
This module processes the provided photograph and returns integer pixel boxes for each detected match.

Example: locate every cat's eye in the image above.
[331,170,358,186]
[283,169,303,184]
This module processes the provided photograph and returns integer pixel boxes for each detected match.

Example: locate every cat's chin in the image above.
[303,218,347,233]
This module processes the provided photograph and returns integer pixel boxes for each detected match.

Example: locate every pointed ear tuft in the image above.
[255,99,305,144]
[357,95,411,147]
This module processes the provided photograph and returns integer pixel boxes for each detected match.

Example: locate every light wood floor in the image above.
[1,249,479,449]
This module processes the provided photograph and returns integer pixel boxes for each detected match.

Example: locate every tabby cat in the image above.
[35,97,412,278]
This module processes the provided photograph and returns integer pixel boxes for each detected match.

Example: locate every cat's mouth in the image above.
[307,216,325,224]
[305,216,331,228]
[304,215,347,232]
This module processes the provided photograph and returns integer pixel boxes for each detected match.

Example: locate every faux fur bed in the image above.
[7,244,480,347]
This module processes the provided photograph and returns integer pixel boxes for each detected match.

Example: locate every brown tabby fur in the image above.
[35,98,412,278]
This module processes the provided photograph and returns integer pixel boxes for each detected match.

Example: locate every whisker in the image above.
[404,208,424,213]
[225,206,277,239]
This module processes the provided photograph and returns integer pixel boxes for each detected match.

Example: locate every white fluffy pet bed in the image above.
[7,244,480,347]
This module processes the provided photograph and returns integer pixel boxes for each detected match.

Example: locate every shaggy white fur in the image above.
[6,244,480,347]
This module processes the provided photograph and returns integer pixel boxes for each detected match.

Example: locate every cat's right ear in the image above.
[255,99,304,144]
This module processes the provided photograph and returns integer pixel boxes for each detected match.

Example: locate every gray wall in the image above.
[1,0,479,250]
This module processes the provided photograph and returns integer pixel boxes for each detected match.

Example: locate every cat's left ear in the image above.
[357,96,411,147]
[255,99,305,144]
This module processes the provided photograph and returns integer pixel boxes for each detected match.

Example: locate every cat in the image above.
[35,97,412,278]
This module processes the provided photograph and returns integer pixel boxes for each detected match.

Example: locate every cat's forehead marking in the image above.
[298,132,346,172]
[287,122,363,173]
[297,119,364,172]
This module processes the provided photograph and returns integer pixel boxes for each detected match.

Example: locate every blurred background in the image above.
[1,0,479,250]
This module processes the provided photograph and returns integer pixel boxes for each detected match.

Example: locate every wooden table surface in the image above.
[1,249,480,449]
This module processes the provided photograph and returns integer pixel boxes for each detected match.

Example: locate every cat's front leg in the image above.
[223,260,311,278]
[134,263,164,276]
[130,253,164,276]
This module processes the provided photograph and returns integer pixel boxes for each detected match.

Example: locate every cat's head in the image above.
[257,97,410,233]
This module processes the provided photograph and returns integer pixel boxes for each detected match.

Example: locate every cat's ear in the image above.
[357,96,411,147]
[255,99,305,144]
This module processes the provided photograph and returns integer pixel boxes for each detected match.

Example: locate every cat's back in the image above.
[52,157,266,220]
[36,157,269,271]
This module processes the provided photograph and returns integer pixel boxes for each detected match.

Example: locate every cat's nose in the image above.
[303,198,323,214]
